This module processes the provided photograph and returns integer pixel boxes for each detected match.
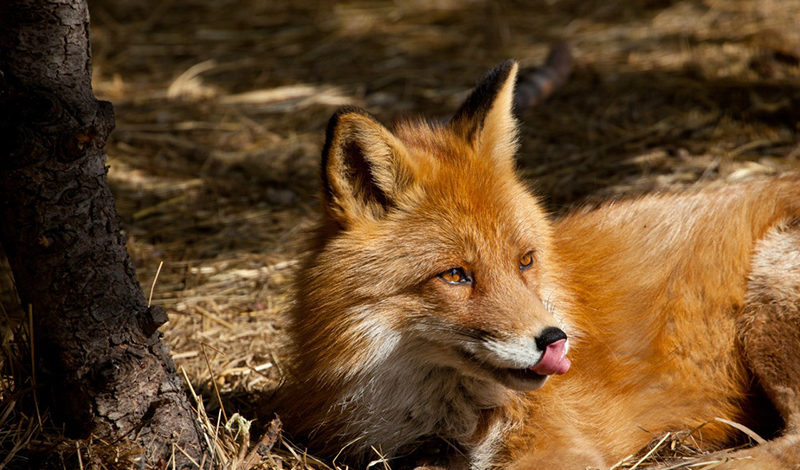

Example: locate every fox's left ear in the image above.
[320,106,416,228]
[450,60,519,168]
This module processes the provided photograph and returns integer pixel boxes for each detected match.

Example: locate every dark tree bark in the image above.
[0,0,207,466]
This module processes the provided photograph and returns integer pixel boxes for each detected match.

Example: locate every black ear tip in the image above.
[450,60,518,138]
[496,59,518,74]
[323,105,374,154]
[325,106,371,135]
[329,105,371,120]
[485,59,518,85]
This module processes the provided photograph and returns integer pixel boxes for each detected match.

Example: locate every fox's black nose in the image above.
[535,327,567,350]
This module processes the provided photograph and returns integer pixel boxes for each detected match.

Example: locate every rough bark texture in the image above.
[0,0,207,467]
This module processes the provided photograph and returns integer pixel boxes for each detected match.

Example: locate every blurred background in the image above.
[3,0,800,466]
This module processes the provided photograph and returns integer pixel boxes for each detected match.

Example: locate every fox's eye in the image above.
[438,268,472,285]
[520,251,535,271]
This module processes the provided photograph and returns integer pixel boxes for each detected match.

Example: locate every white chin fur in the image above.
[478,337,542,369]
[506,375,548,392]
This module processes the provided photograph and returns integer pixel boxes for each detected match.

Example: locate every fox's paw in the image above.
[688,434,800,470]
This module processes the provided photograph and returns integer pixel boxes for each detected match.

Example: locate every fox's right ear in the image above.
[450,60,519,170]
[321,106,416,227]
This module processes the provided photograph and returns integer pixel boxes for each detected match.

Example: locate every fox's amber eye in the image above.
[438,267,472,285]
[519,251,535,271]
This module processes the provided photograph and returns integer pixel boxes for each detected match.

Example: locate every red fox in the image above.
[278,60,800,469]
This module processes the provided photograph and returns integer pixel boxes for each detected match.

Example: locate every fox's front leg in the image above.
[727,222,800,468]
[503,421,608,470]
[740,223,800,431]
[661,435,798,470]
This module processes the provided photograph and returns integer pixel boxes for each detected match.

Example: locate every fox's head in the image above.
[292,61,571,394]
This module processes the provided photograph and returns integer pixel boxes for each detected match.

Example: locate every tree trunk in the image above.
[0,0,207,466]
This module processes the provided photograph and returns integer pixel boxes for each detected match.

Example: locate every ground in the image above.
[1,0,800,468]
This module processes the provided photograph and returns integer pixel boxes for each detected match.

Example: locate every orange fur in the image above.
[278,61,800,469]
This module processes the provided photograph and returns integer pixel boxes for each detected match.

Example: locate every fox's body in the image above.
[505,184,798,467]
[279,60,800,469]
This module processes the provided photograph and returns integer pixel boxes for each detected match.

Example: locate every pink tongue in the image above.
[530,339,571,375]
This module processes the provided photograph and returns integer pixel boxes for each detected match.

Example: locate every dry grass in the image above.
[1,0,800,468]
